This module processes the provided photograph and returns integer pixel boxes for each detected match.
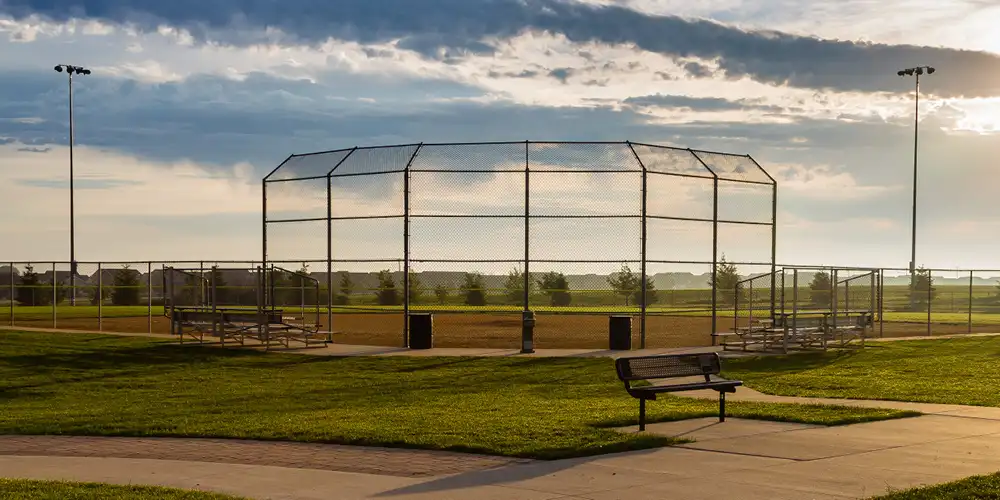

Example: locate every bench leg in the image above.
[719,391,726,423]
[639,399,646,432]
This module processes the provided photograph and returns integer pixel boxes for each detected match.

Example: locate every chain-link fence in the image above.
[262,141,777,348]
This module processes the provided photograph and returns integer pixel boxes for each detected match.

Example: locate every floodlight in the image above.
[897,70,905,76]
[54,65,63,72]
[916,67,924,75]
[905,68,915,76]
[82,69,91,75]
[927,67,935,74]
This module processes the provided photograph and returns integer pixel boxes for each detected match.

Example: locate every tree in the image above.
[289,263,316,306]
[375,269,400,306]
[88,284,110,306]
[111,265,142,306]
[710,255,741,306]
[461,272,487,306]
[15,264,50,306]
[268,268,293,307]
[407,271,423,304]
[338,272,354,305]
[633,275,657,306]
[809,271,832,308]
[504,268,533,305]
[909,267,936,310]
[434,283,450,305]
[608,263,640,306]
[537,271,572,307]
[208,266,230,304]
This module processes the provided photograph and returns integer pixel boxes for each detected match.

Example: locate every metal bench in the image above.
[615,353,743,431]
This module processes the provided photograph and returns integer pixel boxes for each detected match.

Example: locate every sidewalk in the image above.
[4,402,1000,499]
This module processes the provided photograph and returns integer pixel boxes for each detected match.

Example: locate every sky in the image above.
[2,0,1000,276]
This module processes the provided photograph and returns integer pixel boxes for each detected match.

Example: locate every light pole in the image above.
[896,65,935,277]
[54,63,91,306]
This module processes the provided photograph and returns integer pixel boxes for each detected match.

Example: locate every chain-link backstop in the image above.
[262,141,777,349]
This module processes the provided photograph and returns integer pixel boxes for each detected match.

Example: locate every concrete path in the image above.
[5,406,1000,499]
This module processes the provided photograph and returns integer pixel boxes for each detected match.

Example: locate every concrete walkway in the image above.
[4,403,1000,499]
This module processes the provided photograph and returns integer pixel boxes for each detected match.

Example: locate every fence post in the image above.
[636,142,648,350]
[147,261,153,334]
[401,144,422,349]
[211,266,218,338]
[969,270,974,335]
[326,174,334,342]
[8,262,14,326]
[927,270,932,337]
[713,177,720,343]
[878,269,884,338]
[97,262,103,331]
[52,262,57,329]
[199,261,205,307]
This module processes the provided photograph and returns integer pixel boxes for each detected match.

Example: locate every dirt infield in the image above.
[5,312,996,349]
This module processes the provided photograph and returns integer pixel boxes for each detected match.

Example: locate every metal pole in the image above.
[524,140,530,313]
[910,73,919,278]
[326,174,334,342]
[261,180,267,313]
[770,181,778,321]
[52,262,57,328]
[147,261,152,334]
[879,269,884,338]
[8,263,13,326]
[712,177,719,343]
[97,262,102,331]
[927,268,932,336]
[969,270,974,335]
[401,144,422,348]
[68,71,77,307]
[639,147,648,350]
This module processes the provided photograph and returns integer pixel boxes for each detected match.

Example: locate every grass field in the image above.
[0,479,245,499]
[868,471,1000,499]
[0,330,913,459]
[724,336,1000,406]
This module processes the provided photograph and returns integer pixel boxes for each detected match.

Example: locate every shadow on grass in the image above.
[723,348,863,375]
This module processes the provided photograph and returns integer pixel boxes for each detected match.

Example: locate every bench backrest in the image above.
[615,353,721,383]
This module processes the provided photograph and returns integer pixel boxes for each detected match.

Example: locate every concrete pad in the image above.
[587,446,793,477]
[934,406,1000,421]
[616,417,820,442]
[783,415,1000,449]
[678,388,959,414]
[580,476,852,500]
[679,430,890,461]
[720,460,957,499]
[467,462,683,497]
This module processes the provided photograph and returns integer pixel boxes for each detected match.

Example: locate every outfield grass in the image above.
[0,479,245,499]
[868,471,1000,499]
[0,330,914,459]
[725,336,1000,406]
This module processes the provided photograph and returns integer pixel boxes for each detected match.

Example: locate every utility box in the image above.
[409,313,434,350]
[609,315,632,351]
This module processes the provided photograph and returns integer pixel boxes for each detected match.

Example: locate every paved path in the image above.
[5,404,1000,499]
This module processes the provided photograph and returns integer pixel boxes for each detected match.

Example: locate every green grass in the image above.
[725,336,1000,407]
[868,471,1000,499]
[0,479,245,499]
[0,330,913,459]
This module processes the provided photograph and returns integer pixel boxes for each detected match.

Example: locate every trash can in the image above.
[409,313,433,349]
[521,310,536,354]
[609,315,632,351]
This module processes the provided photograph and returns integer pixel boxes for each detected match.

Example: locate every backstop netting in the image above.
[263,141,776,349]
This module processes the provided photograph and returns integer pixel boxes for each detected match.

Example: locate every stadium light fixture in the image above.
[53,63,91,306]
[896,65,936,279]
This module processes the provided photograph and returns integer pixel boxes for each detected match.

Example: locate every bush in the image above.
[376,270,400,306]
[537,271,571,307]
[461,273,487,306]
[111,265,142,306]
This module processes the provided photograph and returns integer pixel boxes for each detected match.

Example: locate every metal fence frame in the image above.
[261,141,778,348]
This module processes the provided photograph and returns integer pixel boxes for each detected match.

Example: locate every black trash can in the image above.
[409,313,434,349]
[609,315,632,351]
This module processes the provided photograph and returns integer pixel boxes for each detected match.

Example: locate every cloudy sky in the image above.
[2,0,1000,276]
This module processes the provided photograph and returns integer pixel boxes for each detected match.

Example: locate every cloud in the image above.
[623,94,785,113]
[4,0,1000,97]
[16,146,50,153]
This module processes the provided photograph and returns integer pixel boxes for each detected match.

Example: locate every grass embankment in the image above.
[726,335,1000,406]
[0,479,245,499]
[0,330,911,459]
